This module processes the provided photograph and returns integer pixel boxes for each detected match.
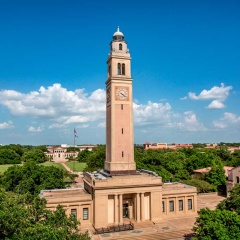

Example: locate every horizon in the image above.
[0,1,239,145]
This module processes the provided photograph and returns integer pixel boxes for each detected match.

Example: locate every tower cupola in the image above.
[113,26,124,41]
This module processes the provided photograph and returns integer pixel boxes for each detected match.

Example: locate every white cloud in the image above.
[188,83,232,100]
[98,122,106,128]
[222,112,240,123]
[48,123,65,129]
[213,112,240,129]
[133,101,173,126]
[207,100,225,109]
[212,121,227,129]
[180,111,206,131]
[77,124,89,128]
[0,84,106,125]
[0,120,14,129]
[28,126,44,132]
[180,96,187,100]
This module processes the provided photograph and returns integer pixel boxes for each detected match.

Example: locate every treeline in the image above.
[0,144,48,164]
[78,145,240,193]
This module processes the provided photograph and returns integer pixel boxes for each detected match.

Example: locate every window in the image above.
[118,63,121,75]
[83,208,89,220]
[71,209,77,218]
[179,200,183,211]
[162,201,165,212]
[122,151,124,157]
[122,63,125,75]
[121,104,123,110]
[119,43,122,50]
[237,176,240,183]
[169,200,174,212]
[108,65,111,77]
[122,128,123,134]
[188,199,192,210]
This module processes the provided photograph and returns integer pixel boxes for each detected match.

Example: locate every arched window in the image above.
[118,63,121,75]
[122,63,125,75]
[119,43,122,50]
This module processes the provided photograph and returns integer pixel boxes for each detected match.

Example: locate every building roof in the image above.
[193,166,234,177]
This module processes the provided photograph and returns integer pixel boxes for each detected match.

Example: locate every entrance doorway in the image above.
[123,203,129,218]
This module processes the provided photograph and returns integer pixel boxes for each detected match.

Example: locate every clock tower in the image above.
[104,27,136,174]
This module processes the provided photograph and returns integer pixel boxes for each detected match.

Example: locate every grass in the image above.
[0,161,65,175]
[0,164,19,175]
[39,161,65,170]
[65,161,87,172]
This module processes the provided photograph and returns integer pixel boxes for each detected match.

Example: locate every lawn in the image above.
[40,161,65,170]
[65,161,87,172]
[0,164,20,175]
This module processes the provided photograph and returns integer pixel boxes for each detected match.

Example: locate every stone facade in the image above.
[226,166,240,196]
[41,28,197,228]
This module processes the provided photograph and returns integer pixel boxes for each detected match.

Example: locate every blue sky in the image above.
[0,0,239,145]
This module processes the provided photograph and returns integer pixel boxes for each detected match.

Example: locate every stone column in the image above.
[114,194,118,224]
[140,193,145,221]
[136,193,140,222]
[184,196,187,213]
[165,198,168,216]
[119,194,123,224]
[185,196,188,213]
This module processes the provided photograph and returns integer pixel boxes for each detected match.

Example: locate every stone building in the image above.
[41,28,197,228]
[226,166,240,196]
[44,144,96,162]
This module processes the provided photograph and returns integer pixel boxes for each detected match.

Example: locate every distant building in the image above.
[226,166,240,196]
[193,166,234,178]
[44,144,96,162]
[144,142,193,150]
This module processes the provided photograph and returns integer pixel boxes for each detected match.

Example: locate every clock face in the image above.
[116,87,128,100]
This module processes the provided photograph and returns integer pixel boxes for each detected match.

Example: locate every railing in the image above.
[94,222,134,234]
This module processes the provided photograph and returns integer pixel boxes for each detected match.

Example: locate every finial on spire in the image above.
[117,26,120,32]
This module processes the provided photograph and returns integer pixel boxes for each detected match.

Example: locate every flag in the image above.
[74,129,78,138]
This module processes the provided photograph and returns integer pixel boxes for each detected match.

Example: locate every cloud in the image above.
[28,126,44,132]
[0,84,106,125]
[188,83,232,100]
[180,96,187,100]
[0,120,14,129]
[213,112,240,129]
[98,122,106,128]
[133,101,173,126]
[176,111,206,131]
[207,100,225,109]
[0,84,207,134]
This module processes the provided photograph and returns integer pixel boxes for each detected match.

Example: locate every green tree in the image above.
[21,149,48,163]
[0,148,21,164]
[84,145,105,172]
[193,208,240,240]
[205,160,226,191]
[0,189,90,240]
[2,161,66,195]
[217,184,240,214]
[78,149,91,163]
[180,179,216,193]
